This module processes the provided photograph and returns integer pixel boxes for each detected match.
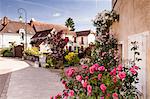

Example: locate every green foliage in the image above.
[92,10,119,69]
[0,48,13,57]
[65,52,80,66]
[65,17,75,31]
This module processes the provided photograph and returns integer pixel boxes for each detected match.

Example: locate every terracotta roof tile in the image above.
[0,21,35,35]
[76,30,91,36]
[31,21,69,33]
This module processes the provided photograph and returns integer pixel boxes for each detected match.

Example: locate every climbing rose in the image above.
[110,68,116,76]
[69,90,74,97]
[66,68,75,77]
[76,75,82,82]
[81,80,88,88]
[113,76,117,83]
[118,72,126,80]
[98,74,102,80]
[112,92,118,99]
[89,66,95,74]
[130,67,137,75]
[100,84,107,93]
[92,63,100,71]
[87,85,92,95]
[98,66,105,71]
[117,64,122,71]
[133,65,139,70]
[85,76,89,80]
[82,65,88,69]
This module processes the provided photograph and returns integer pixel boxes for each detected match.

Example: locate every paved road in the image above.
[0,57,64,99]
[0,73,10,98]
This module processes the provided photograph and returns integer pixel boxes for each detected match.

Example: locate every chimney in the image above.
[30,18,35,27]
[2,16,9,26]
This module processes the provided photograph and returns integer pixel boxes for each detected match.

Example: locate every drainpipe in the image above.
[112,0,118,11]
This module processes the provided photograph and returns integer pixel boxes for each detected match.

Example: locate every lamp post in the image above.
[18,8,27,49]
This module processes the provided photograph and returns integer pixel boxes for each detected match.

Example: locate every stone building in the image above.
[111,0,150,98]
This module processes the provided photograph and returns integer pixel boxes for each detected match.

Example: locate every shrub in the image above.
[24,47,39,56]
[46,55,58,68]
[65,52,80,66]
[51,63,140,99]
[0,48,13,57]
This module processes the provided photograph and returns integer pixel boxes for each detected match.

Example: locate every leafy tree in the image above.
[65,17,75,31]
[47,30,69,69]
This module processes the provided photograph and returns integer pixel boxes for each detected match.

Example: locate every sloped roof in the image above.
[0,21,35,35]
[30,21,69,33]
[31,29,52,39]
[76,30,91,36]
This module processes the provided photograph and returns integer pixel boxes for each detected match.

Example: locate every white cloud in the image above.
[52,13,61,17]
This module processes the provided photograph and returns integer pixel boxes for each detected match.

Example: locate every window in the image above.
[69,46,72,52]
[74,37,76,43]
[81,46,84,51]
[66,46,68,50]
[81,37,84,44]
[74,46,76,51]
[65,37,69,43]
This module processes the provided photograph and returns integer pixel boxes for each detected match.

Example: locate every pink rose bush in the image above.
[51,63,140,99]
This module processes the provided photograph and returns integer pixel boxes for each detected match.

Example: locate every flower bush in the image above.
[24,47,39,56]
[65,52,80,66]
[51,63,139,99]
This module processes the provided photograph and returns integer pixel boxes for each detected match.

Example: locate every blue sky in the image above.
[0,0,112,31]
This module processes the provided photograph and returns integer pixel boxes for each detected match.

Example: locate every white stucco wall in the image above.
[0,33,33,48]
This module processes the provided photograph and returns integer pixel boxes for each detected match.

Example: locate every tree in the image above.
[46,30,69,69]
[65,17,75,31]
[92,10,119,70]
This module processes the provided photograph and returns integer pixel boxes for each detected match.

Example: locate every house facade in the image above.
[0,16,35,48]
[111,0,150,98]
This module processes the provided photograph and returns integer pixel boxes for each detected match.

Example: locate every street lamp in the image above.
[18,8,27,49]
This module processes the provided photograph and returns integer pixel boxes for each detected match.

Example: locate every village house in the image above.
[111,0,150,98]
[0,16,35,48]
[31,29,95,53]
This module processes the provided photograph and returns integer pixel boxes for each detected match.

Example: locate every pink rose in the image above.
[118,72,126,80]
[130,67,137,75]
[133,65,139,70]
[98,66,105,71]
[85,76,89,80]
[92,63,100,71]
[50,96,53,99]
[82,65,88,69]
[64,91,68,97]
[62,80,66,84]
[89,66,95,74]
[113,76,117,83]
[81,80,88,88]
[69,90,74,97]
[100,96,104,99]
[66,68,75,77]
[110,68,116,76]
[112,92,118,99]
[54,96,57,99]
[100,84,107,93]
[117,64,122,71]
[87,85,92,95]
[76,75,82,82]
[98,74,102,80]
